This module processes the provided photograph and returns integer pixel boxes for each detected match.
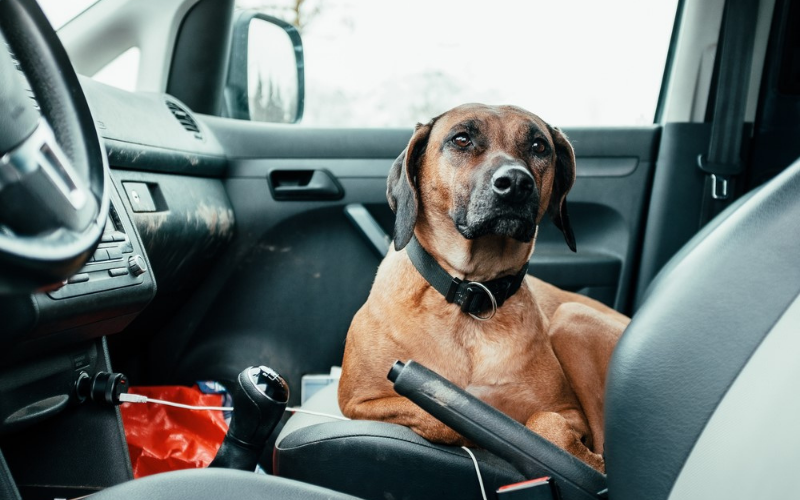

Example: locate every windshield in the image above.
[37,0,100,29]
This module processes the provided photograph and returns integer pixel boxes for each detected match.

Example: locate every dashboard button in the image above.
[93,249,109,262]
[101,233,114,243]
[107,247,123,260]
[67,273,90,284]
[111,231,127,242]
[108,268,129,277]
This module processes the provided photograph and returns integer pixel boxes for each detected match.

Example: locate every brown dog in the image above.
[338,103,629,472]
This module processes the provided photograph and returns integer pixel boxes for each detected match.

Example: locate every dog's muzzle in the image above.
[453,163,539,241]
[491,165,535,204]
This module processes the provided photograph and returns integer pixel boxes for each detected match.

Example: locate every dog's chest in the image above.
[455,311,572,418]
[456,310,542,378]
[465,328,532,379]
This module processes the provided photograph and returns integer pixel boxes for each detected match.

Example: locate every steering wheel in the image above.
[0,0,108,294]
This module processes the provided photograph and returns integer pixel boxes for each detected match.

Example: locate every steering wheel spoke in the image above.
[0,118,96,234]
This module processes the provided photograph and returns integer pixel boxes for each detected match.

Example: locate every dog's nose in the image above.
[491,165,534,203]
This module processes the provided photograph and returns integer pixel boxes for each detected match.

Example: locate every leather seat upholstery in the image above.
[604,158,800,500]
[274,382,524,500]
[91,468,358,499]
[275,158,800,500]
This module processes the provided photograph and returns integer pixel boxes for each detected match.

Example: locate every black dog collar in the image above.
[406,236,529,321]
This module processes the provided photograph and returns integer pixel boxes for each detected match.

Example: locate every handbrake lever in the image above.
[388,360,606,500]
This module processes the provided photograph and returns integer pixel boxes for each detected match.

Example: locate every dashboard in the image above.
[0,76,235,443]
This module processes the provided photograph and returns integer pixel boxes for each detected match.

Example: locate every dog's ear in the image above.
[387,121,433,250]
[546,125,577,252]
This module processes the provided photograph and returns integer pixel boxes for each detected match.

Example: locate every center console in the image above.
[47,206,147,300]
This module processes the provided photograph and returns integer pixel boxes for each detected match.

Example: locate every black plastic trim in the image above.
[0,450,21,500]
[166,0,234,116]
[202,115,660,161]
[105,138,227,177]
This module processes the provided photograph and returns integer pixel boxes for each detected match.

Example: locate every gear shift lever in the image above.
[209,366,289,471]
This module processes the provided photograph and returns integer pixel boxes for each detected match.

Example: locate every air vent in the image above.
[165,100,203,140]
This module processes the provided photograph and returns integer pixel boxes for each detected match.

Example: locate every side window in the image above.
[39,1,140,93]
[92,47,141,92]
[236,0,679,127]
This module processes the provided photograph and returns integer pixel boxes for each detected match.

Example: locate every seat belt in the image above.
[697,0,760,227]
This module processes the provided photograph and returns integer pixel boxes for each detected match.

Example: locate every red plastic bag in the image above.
[120,385,228,478]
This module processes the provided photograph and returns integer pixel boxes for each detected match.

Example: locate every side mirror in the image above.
[225,11,305,123]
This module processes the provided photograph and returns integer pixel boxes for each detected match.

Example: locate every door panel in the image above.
[174,119,659,401]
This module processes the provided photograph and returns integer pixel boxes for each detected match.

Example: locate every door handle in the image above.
[268,169,343,201]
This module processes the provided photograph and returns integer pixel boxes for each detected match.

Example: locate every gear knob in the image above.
[209,366,289,471]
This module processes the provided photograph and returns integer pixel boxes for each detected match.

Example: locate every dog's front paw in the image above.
[339,395,470,446]
[525,411,605,473]
[410,419,469,446]
[582,450,605,474]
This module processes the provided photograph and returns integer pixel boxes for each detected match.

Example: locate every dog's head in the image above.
[388,103,576,253]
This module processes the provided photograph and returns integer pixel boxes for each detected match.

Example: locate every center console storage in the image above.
[0,338,133,500]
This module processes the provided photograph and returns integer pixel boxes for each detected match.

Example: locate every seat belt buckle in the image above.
[497,476,561,499]
[710,173,729,200]
[697,154,732,201]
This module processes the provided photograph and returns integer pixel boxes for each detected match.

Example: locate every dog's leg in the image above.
[525,411,605,473]
[531,278,631,327]
[548,302,626,456]
[341,396,468,446]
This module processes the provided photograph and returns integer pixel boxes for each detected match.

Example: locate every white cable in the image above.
[145,397,233,411]
[118,393,147,404]
[118,393,233,411]
[286,407,350,421]
[118,394,350,421]
[462,446,488,500]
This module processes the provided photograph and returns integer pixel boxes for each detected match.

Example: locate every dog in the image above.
[338,103,629,472]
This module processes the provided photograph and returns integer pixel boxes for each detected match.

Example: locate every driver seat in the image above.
[274,156,800,500]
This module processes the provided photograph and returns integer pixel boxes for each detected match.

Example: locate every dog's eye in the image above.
[532,140,547,154]
[452,133,472,148]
